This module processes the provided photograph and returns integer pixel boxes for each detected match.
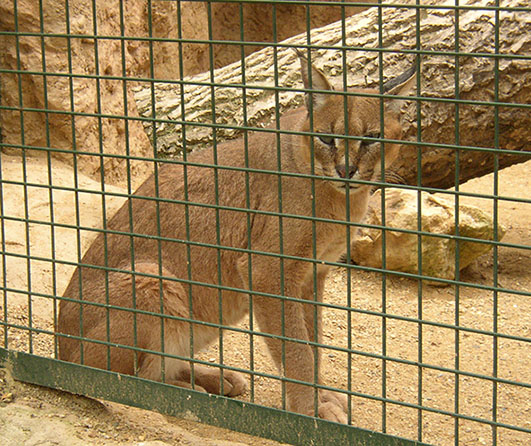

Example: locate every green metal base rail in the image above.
[0,348,428,446]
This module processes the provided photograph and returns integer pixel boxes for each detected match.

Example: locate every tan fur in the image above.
[57,55,412,422]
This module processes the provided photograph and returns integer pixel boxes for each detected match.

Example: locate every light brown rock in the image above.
[351,189,506,284]
[0,0,155,187]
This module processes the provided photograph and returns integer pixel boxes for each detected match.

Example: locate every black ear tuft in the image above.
[382,64,417,96]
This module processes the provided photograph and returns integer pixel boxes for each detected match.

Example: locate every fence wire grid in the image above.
[0,1,530,445]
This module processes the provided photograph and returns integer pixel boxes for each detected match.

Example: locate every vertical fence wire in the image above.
[90,0,113,374]
[414,1,423,442]
[339,0,354,425]
[38,0,59,361]
[146,0,167,383]
[118,0,140,381]
[238,2,256,405]
[376,0,388,433]
[453,2,462,445]
[13,0,34,356]
[207,1,227,396]
[491,3,501,445]
[272,2,288,413]
[174,0,198,392]
[64,0,85,367]
[0,62,6,349]
[303,1,322,419]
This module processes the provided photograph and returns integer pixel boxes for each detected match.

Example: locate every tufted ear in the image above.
[382,64,417,115]
[382,64,417,96]
[295,49,334,111]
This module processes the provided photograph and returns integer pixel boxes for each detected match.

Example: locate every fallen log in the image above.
[134,0,530,190]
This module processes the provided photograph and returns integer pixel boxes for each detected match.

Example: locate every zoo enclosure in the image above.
[0,1,530,445]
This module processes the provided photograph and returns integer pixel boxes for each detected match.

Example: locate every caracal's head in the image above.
[297,51,415,193]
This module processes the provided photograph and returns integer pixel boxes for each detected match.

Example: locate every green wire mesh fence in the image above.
[0,1,530,445]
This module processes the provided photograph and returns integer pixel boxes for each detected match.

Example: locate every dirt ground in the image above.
[0,153,529,445]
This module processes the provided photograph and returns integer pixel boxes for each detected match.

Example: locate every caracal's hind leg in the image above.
[130,263,246,396]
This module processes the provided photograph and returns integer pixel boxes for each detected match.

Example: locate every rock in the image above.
[0,0,155,187]
[351,189,505,284]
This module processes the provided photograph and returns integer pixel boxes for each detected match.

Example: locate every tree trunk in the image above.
[135,0,530,190]
[0,0,378,187]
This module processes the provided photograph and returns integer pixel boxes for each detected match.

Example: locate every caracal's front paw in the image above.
[320,389,348,412]
[196,368,247,397]
[318,400,348,424]
[289,389,348,423]
[319,389,348,423]
[222,370,248,396]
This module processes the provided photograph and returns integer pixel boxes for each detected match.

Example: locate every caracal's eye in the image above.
[317,134,335,147]
[360,132,381,147]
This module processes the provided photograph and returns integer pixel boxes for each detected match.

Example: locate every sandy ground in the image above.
[0,153,529,445]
